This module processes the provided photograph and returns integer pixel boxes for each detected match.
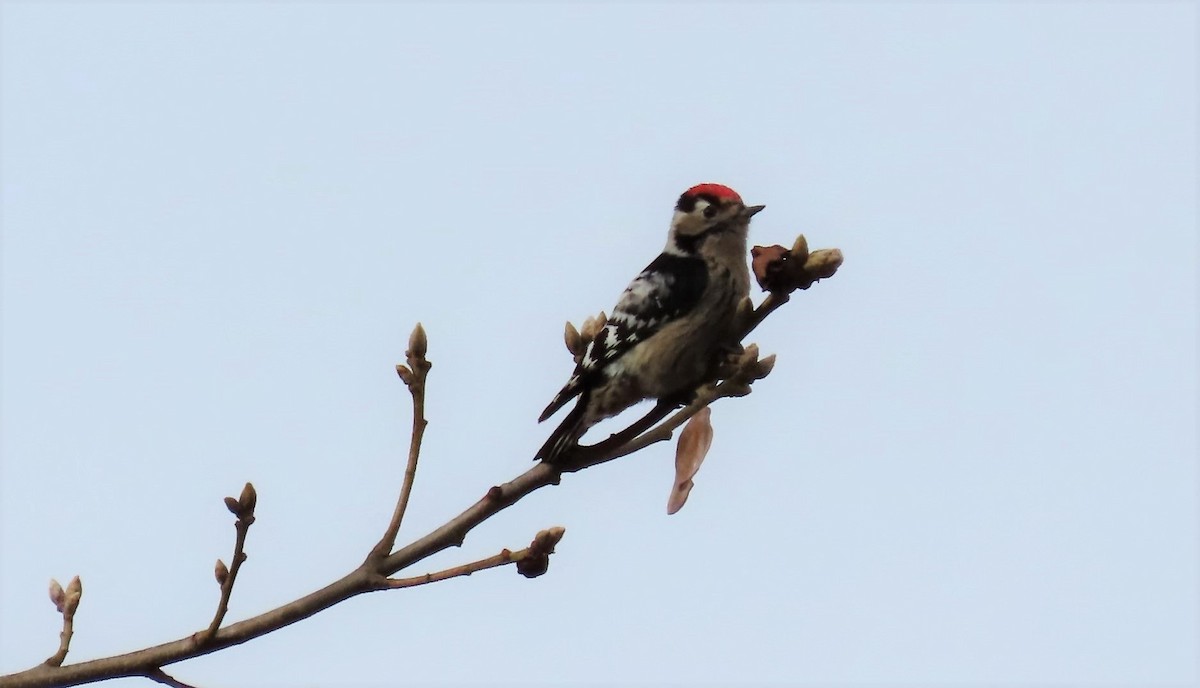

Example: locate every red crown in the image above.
[682,183,743,203]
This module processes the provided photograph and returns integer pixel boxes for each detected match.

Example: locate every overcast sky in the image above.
[2,2,1196,686]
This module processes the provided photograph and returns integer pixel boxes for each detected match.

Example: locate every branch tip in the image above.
[238,482,257,515]
[201,489,255,643]
[63,576,82,618]
[43,575,81,666]
[48,578,65,613]
[371,330,432,565]
[408,322,428,359]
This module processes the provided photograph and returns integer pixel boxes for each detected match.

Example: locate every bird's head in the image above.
[668,183,765,255]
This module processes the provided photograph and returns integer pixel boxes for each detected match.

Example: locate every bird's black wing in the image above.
[580,252,708,374]
[538,253,707,423]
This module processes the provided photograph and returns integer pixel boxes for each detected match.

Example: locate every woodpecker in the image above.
[536,183,764,464]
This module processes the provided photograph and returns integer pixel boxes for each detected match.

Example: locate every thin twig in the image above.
[566,399,678,468]
[200,520,249,643]
[744,292,789,337]
[144,669,199,688]
[43,577,81,668]
[590,383,732,466]
[384,527,566,589]
[198,486,256,645]
[383,549,515,589]
[370,324,431,563]
[42,615,73,668]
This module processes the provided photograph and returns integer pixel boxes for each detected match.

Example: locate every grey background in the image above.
[2,3,1196,686]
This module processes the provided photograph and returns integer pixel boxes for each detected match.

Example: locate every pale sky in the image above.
[2,2,1197,686]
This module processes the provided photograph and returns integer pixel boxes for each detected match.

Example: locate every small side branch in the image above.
[145,669,200,688]
[382,526,566,589]
[198,483,257,644]
[43,577,82,667]
[370,323,432,563]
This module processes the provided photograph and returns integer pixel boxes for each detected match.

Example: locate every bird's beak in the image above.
[742,204,766,219]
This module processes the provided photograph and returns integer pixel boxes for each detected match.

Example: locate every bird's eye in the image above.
[702,205,718,219]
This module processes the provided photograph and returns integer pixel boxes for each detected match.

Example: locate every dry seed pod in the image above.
[668,480,695,516]
[668,408,714,515]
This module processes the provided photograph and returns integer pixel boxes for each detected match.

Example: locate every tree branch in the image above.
[369,323,431,563]
[198,484,257,645]
[1,236,841,688]
[42,577,81,668]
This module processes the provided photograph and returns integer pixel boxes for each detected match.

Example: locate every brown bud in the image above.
[579,315,601,343]
[61,576,82,618]
[563,321,582,356]
[238,482,257,514]
[49,579,66,613]
[224,496,241,516]
[753,353,777,380]
[62,591,81,619]
[803,248,844,280]
[530,526,566,555]
[740,343,760,370]
[214,559,229,586]
[515,552,550,578]
[790,234,810,262]
[395,364,414,385]
[408,322,428,359]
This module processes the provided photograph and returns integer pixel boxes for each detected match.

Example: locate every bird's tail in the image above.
[535,394,589,464]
